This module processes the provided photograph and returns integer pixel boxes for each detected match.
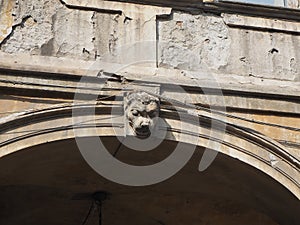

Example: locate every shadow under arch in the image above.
[0,136,299,225]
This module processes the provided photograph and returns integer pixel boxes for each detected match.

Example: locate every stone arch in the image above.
[0,102,299,200]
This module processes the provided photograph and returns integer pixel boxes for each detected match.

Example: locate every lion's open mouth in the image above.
[134,127,151,139]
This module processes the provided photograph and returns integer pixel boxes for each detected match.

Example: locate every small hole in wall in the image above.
[82,48,90,54]
[124,16,132,24]
[240,57,247,62]
[176,21,183,27]
[269,48,279,54]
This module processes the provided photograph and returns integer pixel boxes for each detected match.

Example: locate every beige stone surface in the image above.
[0,0,171,61]
[287,0,300,8]
[223,13,300,33]
[1,1,300,81]
[159,12,231,71]
[0,0,14,43]
[159,11,300,81]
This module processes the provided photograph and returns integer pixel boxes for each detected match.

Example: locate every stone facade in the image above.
[0,1,299,225]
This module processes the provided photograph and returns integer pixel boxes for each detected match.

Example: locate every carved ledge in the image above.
[223,13,300,34]
[114,0,300,21]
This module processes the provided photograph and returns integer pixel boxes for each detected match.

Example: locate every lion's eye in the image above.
[131,109,139,116]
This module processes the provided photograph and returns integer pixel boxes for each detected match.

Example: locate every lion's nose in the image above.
[141,119,150,127]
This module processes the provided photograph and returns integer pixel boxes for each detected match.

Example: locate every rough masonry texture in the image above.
[159,11,300,81]
[0,0,299,80]
[0,0,168,60]
[159,12,231,71]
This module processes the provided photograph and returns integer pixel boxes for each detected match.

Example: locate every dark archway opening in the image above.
[0,137,299,225]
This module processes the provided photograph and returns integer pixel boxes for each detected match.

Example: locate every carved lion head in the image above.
[125,91,160,139]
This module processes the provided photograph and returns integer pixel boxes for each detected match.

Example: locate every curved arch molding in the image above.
[0,102,299,199]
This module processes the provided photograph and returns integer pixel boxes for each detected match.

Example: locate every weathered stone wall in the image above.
[159,11,300,81]
[1,1,300,81]
[158,12,231,72]
[287,0,300,8]
[0,0,168,61]
[0,0,118,60]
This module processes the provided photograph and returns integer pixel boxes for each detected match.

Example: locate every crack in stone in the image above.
[0,15,33,48]
[123,16,133,24]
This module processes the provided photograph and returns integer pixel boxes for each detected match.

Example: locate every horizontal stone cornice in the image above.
[0,53,299,99]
